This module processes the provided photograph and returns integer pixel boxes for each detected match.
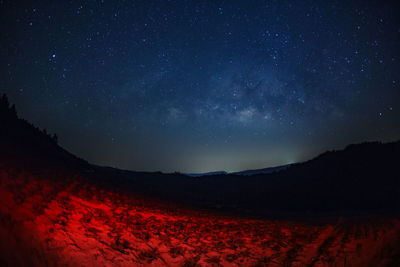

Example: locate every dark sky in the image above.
[1,1,399,173]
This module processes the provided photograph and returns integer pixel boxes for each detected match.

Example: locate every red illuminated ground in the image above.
[0,166,400,266]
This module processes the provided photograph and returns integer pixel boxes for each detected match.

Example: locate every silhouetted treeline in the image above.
[0,94,58,143]
[0,94,17,120]
[0,93,86,168]
[84,140,400,217]
[0,92,399,217]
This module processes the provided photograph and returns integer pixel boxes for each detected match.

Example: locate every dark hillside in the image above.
[1,93,399,216]
[87,141,400,216]
[1,94,400,266]
[0,94,87,169]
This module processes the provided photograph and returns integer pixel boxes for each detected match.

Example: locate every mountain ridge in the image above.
[1,93,400,216]
[1,94,400,266]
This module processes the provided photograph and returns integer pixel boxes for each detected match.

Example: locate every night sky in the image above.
[1,1,399,173]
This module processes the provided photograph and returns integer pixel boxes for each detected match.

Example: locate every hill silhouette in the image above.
[93,141,399,216]
[1,94,400,266]
[0,94,87,169]
[1,93,399,216]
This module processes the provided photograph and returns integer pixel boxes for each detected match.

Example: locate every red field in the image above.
[0,166,399,266]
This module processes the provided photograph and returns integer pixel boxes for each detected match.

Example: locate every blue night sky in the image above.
[1,0,399,172]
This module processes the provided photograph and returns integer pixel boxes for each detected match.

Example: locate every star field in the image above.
[1,0,399,172]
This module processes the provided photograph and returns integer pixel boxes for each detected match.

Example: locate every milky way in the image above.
[0,1,399,172]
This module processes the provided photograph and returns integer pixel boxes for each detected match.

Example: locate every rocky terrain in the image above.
[0,165,400,266]
[1,94,400,266]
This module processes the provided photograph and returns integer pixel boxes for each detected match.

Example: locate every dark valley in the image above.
[1,95,400,266]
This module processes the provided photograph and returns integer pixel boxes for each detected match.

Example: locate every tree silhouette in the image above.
[1,94,10,108]
[0,94,17,120]
[52,133,58,144]
[10,104,17,118]
[1,93,59,143]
